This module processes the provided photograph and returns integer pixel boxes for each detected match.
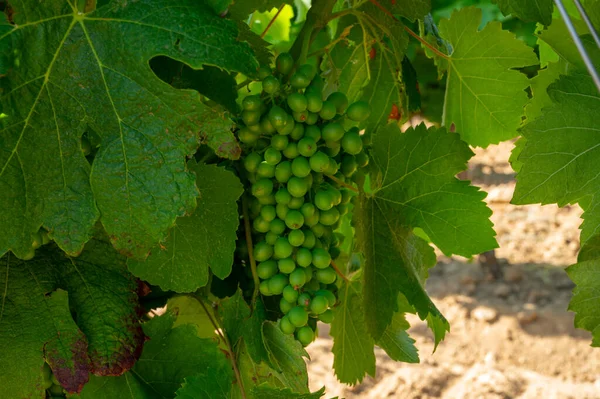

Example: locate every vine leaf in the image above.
[262,321,310,393]
[127,161,243,292]
[376,295,420,363]
[250,384,326,399]
[175,364,233,399]
[76,308,229,398]
[491,0,553,25]
[388,0,432,21]
[0,0,259,260]
[330,276,376,385]
[0,238,143,398]
[439,7,538,147]
[566,260,600,347]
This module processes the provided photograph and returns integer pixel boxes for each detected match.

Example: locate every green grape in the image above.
[312,248,331,269]
[285,210,305,229]
[276,203,289,220]
[304,277,320,291]
[287,93,308,112]
[269,273,289,294]
[296,247,313,267]
[324,141,341,158]
[264,148,282,165]
[277,115,296,135]
[306,92,323,113]
[346,100,371,121]
[293,110,309,123]
[268,106,288,129]
[31,231,43,249]
[291,157,311,177]
[319,100,336,120]
[265,231,279,245]
[319,309,334,323]
[275,161,292,183]
[242,110,261,126]
[257,260,278,279]
[305,73,324,94]
[48,384,64,396]
[278,257,296,274]
[314,190,334,211]
[275,188,292,205]
[289,268,307,287]
[304,208,320,227]
[340,189,353,204]
[260,205,276,222]
[244,152,262,173]
[341,129,363,155]
[288,306,309,327]
[283,142,299,159]
[251,179,274,197]
[301,230,316,249]
[311,223,326,237]
[253,216,271,233]
[300,203,316,218]
[341,155,358,177]
[238,127,259,144]
[257,194,276,205]
[258,66,272,79]
[328,186,342,205]
[263,75,280,94]
[304,266,314,283]
[280,297,294,314]
[290,123,305,140]
[356,151,369,167]
[242,95,262,111]
[316,267,337,284]
[327,92,349,114]
[319,207,340,226]
[257,161,275,178]
[305,111,319,125]
[310,295,328,314]
[259,280,272,296]
[276,52,294,74]
[287,176,309,197]
[270,218,286,235]
[288,229,305,246]
[296,326,315,346]
[271,134,289,150]
[309,151,330,173]
[290,72,311,89]
[246,122,262,133]
[280,315,296,334]
[297,137,317,157]
[261,116,277,134]
[274,237,294,259]
[288,195,304,209]
[337,203,349,216]
[315,289,337,306]
[249,198,262,216]
[283,285,299,303]
[298,63,317,80]
[322,122,345,142]
[297,293,311,308]
[254,241,273,262]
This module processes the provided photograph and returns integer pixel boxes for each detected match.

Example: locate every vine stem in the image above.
[199,300,248,399]
[261,4,286,38]
[331,260,349,282]
[368,0,449,59]
[242,195,260,303]
[325,174,359,193]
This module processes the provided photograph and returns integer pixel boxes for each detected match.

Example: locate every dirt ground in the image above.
[306,141,600,398]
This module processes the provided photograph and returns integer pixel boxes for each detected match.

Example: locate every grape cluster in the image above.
[238,53,370,346]
[42,363,66,398]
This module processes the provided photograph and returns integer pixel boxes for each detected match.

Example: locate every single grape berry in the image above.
[254,241,273,262]
[276,52,294,74]
[257,260,278,279]
[287,93,308,113]
[287,176,309,197]
[319,309,334,323]
[253,216,270,233]
[280,297,294,314]
[262,75,280,94]
[278,257,296,274]
[290,123,305,140]
[257,162,275,178]
[271,134,289,150]
[316,289,337,306]
[274,237,294,259]
[296,326,315,346]
[289,268,307,287]
[310,295,328,314]
[296,247,313,267]
[288,195,304,209]
[242,95,262,111]
[269,273,289,294]
[288,229,305,246]
[346,100,371,121]
[306,92,323,113]
[297,137,318,157]
[275,161,293,183]
[327,92,349,114]
[283,285,299,303]
[309,151,330,173]
[312,248,332,269]
[304,125,321,141]
[280,315,296,334]
[244,152,262,173]
[270,218,286,235]
[290,72,311,89]
[314,190,334,211]
[302,230,316,249]
[264,148,282,165]
[238,127,259,144]
[268,106,289,129]
[265,231,278,245]
[297,293,311,308]
[259,280,272,296]
[275,188,292,205]
[283,142,299,159]
[319,101,336,120]
[341,129,363,155]
[288,306,309,327]
[251,179,274,197]
[316,267,337,284]
[319,207,340,226]
[356,151,370,167]
[291,157,311,178]
[276,203,289,220]
[298,63,317,80]
[322,122,345,142]
[285,209,305,229]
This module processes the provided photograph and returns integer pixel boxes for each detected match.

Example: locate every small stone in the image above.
[517,310,538,325]
[472,306,498,323]
[504,266,523,282]
[494,283,511,299]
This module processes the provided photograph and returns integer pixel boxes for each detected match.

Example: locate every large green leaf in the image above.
[389,0,431,21]
[492,0,553,25]
[0,0,258,259]
[128,161,243,292]
[330,276,376,385]
[77,308,229,398]
[0,238,143,398]
[376,295,419,363]
[439,7,538,147]
[566,260,600,347]
[250,385,326,399]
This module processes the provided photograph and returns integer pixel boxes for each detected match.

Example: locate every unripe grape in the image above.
[275,161,292,183]
[290,123,305,140]
[280,315,296,334]
[276,52,294,74]
[238,127,259,144]
[283,142,299,159]
[311,223,326,237]
[280,297,294,314]
[264,148,282,165]
[269,106,288,129]
[258,66,272,80]
[310,295,328,314]
[304,277,320,291]
[291,157,311,177]
[288,195,304,209]
[290,72,311,89]
[289,268,307,287]
[244,152,262,173]
[341,154,358,177]
[269,273,289,294]
[274,237,294,259]
[306,92,323,113]
[270,218,286,235]
[296,247,313,267]
[296,326,315,346]
[257,162,275,178]
[265,231,278,245]
[288,306,309,327]
[263,75,280,94]
[283,285,299,303]
[341,129,363,155]
[319,207,340,226]
[301,230,316,249]
[271,134,289,150]
[288,229,305,246]
[309,151,330,173]
[242,95,262,111]
[322,122,345,142]
[253,216,270,233]
[275,188,292,205]
[346,100,371,121]
[315,289,337,307]
[276,203,289,220]
[277,115,296,135]
[327,92,349,114]
[319,101,336,120]
[242,110,261,126]
[312,248,331,269]
[319,309,334,323]
[259,280,272,296]
[316,267,337,284]
[297,137,318,157]
[278,257,296,274]
[314,190,334,211]
[297,293,311,308]
[287,176,309,197]
[285,209,305,229]
[293,110,309,123]
[257,260,278,279]
[287,93,308,112]
[356,151,369,168]
[254,241,273,262]
[305,111,319,125]
[298,63,317,80]
[251,179,274,197]
[261,116,277,134]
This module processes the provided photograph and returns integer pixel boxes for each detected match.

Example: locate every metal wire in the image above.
[572,0,600,48]
[553,0,600,92]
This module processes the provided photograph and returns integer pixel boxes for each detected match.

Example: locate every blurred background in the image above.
[249,0,600,397]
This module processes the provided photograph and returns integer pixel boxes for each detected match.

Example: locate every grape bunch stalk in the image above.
[237,52,370,346]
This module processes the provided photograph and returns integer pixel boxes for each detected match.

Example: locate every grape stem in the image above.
[242,195,261,304]
[261,3,286,38]
[331,260,349,282]
[199,300,247,399]
[325,174,359,193]
[367,0,449,59]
